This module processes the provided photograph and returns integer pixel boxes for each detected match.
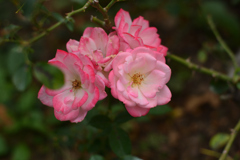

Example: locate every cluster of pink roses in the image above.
[38,9,172,122]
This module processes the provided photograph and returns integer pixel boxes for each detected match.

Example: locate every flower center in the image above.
[132,73,144,86]
[72,79,81,89]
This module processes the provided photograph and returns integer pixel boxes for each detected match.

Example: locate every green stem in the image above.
[26,0,93,45]
[104,0,124,12]
[91,15,105,28]
[91,0,112,31]
[207,15,238,70]
[166,53,237,83]
[219,119,240,160]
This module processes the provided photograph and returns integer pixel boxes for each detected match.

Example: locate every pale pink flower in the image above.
[66,27,120,87]
[66,27,120,70]
[38,50,107,123]
[114,9,168,55]
[109,47,171,117]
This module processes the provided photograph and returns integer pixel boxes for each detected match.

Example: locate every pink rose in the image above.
[38,50,107,123]
[67,27,120,71]
[114,9,168,55]
[66,27,120,87]
[109,47,171,117]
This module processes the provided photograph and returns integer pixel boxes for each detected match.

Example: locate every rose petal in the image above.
[125,105,150,117]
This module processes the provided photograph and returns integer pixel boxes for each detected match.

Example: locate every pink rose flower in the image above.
[66,27,120,87]
[66,27,120,71]
[38,50,107,123]
[109,47,171,117]
[114,9,168,55]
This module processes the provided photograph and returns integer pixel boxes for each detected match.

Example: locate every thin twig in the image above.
[90,15,105,28]
[207,15,238,71]
[219,119,240,160]
[25,0,93,45]
[166,53,238,83]
[91,0,112,31]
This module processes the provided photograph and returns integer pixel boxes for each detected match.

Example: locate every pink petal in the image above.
[95,74,108,99]
[45,83,72,96]
[157,45,168,56]
[106,34,120,56]
[125,105,150,117]
[132,16,149,31]
[109,71,118,99]
[52,89,74,114]
[129,25,142,37]
[114,9,132,29]
[90,27,108,53]
[38,86,53,107]
[70,109,88,123]
[49,49,68,63]
[66,39,79,53]
[63,53,83,74]
[144,70,166,89]
[93,50,104,62]
[129,88,149,106]
[82,27,94,37]
[81,86,99,111]
[79,37,97,58]
[155,61,171,84]
[122,33,141,49]
[139,27,160,46]
[72,89,88,110]
[54,108,80,122]
[48,61,72,80]
[156,85,171,105]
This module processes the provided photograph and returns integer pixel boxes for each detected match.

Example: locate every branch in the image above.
[219,119,240,160]
[24,0,93,45]
[91,0,112,31]
[207,15,238,71]
[166,53,238,83]
[104,0,125,12]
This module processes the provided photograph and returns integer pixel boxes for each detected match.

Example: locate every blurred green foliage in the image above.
[0,0,240,159]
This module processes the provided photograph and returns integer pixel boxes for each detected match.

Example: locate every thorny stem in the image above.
[25,0,94,45]
[91,0,112,31]
[219,119,240,160]
[166,53,238,84]
[91,15,105,28]
[207,15,238,71]
[104,0,125,12]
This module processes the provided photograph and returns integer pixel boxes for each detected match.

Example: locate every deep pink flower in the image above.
[109,47,171,117]
[38,50,107,123]
[114,9,168,55]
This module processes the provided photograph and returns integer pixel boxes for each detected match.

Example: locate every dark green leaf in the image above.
[11,144,30,160]
[114,111,133,125]
[7,46,25,74]
[210,133,230,149]
[149,105,172,115]
[108,127,131,157]
[197,50,207,63]
[210,79,229,94]
[33,62,64,90]
[89,155,105,160]
[65,18,75,32]
[52,12,64,22]
[12,65,32,91]
[89,115,112,130]
[123,155,143,160]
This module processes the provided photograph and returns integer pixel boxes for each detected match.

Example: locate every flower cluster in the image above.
[38,9,172,122]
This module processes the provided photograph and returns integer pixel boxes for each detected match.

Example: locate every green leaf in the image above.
[33,62,64,90]
[0,135,8,155]
[89,115,112,130]
[197,50,207,63]
[11,144,30,160]
[148,105,172,115]
[7,46,25,74]
[114,111,133,125]
[108,127,131,157]
[52,12,64,22]
[123,155,143,160]
[65,17,75,32]
[89,155,105,160]
[210,133,230,149]
[210,79,229,94]
[12,65,32,91]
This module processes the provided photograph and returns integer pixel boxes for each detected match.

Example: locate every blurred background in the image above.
[1,0,240,159]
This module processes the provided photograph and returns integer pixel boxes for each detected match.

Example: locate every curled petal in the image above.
[66,39,79,53]
[38,86,53,107]
[125,105,150,117]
